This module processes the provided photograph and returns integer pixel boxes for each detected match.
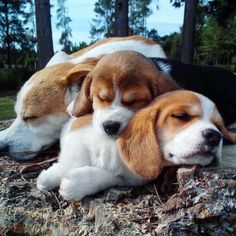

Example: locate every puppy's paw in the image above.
[59,176,84,201]
[37,169,59,190]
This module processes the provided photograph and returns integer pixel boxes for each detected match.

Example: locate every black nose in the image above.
[202,129,222,147]
[103,121,121,136]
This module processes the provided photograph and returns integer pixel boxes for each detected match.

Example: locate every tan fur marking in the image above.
[117,107,164,180]
[72,51,180,118]
[69,115,92,131]
[22,59,97,119]
[118,90,206,180]
[211,107,236,143]
[71,36,157,57]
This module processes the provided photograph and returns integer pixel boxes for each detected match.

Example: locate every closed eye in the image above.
[123,99,137,105]
[23,116,38,122]
[171,113,191,122]
[123,99,147,105]
[98,96,106,102]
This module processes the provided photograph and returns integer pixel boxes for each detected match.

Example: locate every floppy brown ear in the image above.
[65,63,95,86]
[71,75,93,117]
[151,71,181,97]
[117,106,164,180]
[158,72,181,94]
[212,109,236,144]
[220,125,236,143]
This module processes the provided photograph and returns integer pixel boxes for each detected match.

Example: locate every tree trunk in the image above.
[181,0,198,64]
[115,0,128,37]
[4,1,11,67]
[35,0,54,69]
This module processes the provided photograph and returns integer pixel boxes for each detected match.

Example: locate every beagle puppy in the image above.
[71,51,179,136]
[37,90,235,200]
[0,36,167,160]
[151,57,236,127]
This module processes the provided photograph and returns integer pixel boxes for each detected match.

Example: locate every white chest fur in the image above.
[37,119,145,200]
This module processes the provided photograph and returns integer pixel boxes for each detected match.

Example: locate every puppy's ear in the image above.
[151,72,181,97]
[71,75,93,117]
[117,106,163,180]
[65,63,94,86]
[218,121,236,144]
[213,109,236,143]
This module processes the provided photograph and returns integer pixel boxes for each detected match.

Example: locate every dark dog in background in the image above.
[151,58,236,127]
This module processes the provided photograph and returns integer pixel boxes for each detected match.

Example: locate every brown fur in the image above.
[71,36,156,57]
[22,62,96,120]
[21,36,162,121]
[117,90,236,180]
[117,106,164,180]
[69,115,92,131]
[211,107,236,143]
[72,51,180,117]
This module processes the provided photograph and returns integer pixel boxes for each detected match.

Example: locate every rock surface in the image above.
[1,120,236,235]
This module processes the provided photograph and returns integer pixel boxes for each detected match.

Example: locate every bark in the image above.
[35,0,54,69]
[181,0,198,64]
[4,1,11,67]
[115,0,129,37]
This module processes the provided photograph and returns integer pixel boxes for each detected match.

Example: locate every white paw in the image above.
[59,177,82,201]
[36,169,59,190]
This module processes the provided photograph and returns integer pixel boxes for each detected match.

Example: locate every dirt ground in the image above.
[1,120,236,235]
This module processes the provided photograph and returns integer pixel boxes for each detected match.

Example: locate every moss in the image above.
[0,96,16,121]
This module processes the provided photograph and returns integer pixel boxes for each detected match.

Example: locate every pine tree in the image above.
[115,0,128,36]
[90,0,116,40]
[129,0,152,36]
[56,0,72,53]
[90,0,153,40]
[0,0,34,67]
[35,0,54,69]
[180,0,198,63]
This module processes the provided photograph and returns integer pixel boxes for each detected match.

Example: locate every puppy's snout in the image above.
[202,129,222,147]
[103,121,121,136]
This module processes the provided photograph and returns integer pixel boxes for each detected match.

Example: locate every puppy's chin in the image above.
[165,150,220,167]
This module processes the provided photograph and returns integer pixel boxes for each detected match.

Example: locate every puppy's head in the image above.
[0,58,96,160]
[71,51,179,136]
[117,90,236,180]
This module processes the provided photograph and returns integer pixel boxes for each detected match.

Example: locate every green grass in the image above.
[0,96,16,121]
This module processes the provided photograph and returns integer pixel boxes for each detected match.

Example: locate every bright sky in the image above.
[51,0,184,51]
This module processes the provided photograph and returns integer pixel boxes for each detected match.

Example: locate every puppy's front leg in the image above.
[37,162,66,190]
[59,166,123,201]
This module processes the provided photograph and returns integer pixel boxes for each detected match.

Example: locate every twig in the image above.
[51,191,64,217]
[20,157,58,174]
[153,184,164,207]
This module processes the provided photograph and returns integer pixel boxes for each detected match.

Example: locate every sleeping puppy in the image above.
[0,36,167,160]
[151,58,236,127]
[0,61,96,160]
[70,51,179,136]
[37,90,235,200]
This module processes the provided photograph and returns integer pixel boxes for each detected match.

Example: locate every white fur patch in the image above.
[70,40,167,65]
[163,94,222,166]
[67,100,75,117]
[93,89,133,135]
[46,51,74,68]
[0,114,68,160]
[195,93,215,121]
[14,80,33,115]
[37,121,145,199]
